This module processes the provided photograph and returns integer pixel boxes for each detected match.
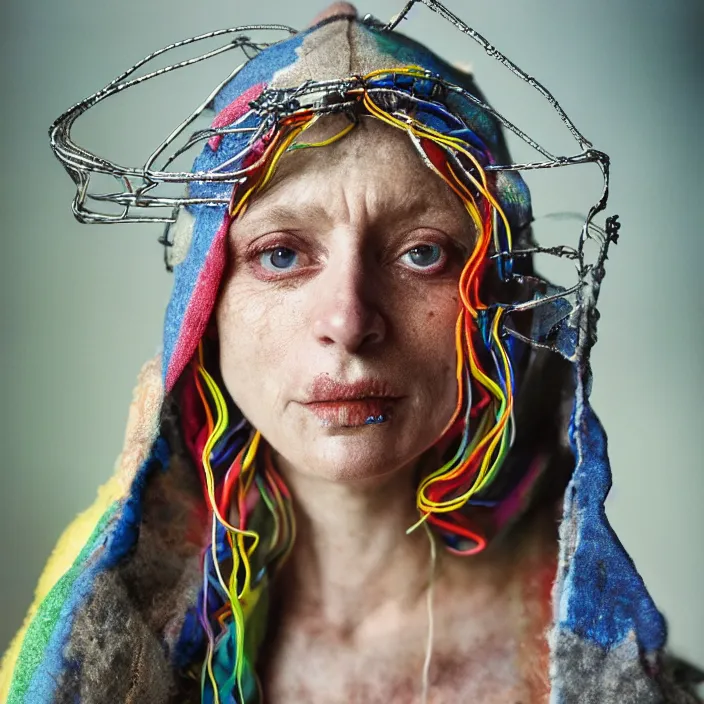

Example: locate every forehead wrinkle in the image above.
[238,117,475,240]
[239,180,463,242]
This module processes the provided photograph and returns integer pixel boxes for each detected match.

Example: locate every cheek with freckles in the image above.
[415,301,460,429]
[215,279,302,428]
[215,254,464,481]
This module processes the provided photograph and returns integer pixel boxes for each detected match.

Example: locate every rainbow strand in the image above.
[191,68,518,700]
[194,343,295,704]
[358,68,517,553]
[192,114,328,702]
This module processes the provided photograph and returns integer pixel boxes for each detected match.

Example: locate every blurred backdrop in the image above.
[1,0,702,669]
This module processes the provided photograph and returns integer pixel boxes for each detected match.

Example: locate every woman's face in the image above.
[216,117,475,482]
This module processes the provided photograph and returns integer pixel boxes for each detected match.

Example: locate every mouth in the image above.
[304,398,400,428]
[302,376,402,428]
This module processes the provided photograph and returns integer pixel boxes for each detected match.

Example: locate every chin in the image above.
[287,430,422,483]
[259,402,449,484]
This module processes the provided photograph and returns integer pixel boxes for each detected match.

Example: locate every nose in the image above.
[307,2,358,27]
[310,255,386,354]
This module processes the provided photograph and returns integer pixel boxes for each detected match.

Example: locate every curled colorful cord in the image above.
[355,68,516,553]
[191,66,517,702]
[193,343,295,704]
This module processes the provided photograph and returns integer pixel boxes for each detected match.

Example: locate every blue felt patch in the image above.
[212,32,305,114]
[560,399,667,651]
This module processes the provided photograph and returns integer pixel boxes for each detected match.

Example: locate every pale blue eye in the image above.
[260,247,298,271]
[403,244,443,269]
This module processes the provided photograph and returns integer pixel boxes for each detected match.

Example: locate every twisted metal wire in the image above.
[49,0,620,363]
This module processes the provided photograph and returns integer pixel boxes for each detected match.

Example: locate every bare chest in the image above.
[260,513,557,703]
[263,642,547,704]
[260,580,551,704]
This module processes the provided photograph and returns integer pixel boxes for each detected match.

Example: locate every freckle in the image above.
[427,310,435,319]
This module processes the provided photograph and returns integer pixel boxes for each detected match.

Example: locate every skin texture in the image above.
[216,117,553,702]
[260,511,555,704]
[217,117,470,485]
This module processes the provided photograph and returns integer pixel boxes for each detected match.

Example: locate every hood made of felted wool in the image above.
[161,12,533,394]
[2,10,700,704]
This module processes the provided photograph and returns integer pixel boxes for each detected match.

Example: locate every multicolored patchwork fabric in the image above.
[1,10,701,704]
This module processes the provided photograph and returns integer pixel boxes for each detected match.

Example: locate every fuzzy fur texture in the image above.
[551,630,704,704]
[551,629,663,703]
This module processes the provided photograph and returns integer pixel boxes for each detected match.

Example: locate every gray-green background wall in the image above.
[1,0,702,672]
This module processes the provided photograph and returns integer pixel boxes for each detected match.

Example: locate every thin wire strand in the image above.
[421,522,437,704]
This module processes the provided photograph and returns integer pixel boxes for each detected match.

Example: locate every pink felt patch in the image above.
[165,214,231,393]
[208,83,266,151]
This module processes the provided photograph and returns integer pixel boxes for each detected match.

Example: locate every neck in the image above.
[272,450,437,632]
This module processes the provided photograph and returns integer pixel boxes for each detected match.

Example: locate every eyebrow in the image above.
[239,203,330,230]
